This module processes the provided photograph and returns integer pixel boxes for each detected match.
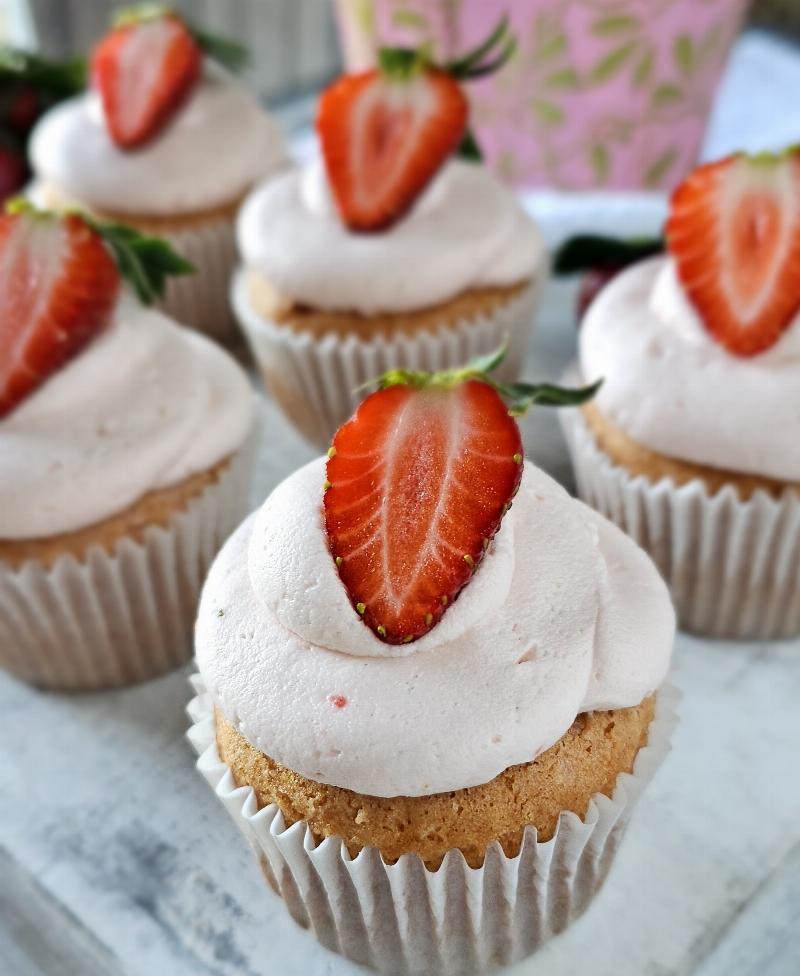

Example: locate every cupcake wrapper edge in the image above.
[561,402,800,639]
[0,437,255,691]
[187,674,677,976]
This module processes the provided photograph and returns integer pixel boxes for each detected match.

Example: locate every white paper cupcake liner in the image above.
[561,406,800,639]
[232,270,543,449]
[146,213,240,347]
[0,439,254,691]
[187,674,677,976]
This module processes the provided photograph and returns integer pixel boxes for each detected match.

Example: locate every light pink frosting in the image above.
[580,257,800,481]
[196,458,674,798]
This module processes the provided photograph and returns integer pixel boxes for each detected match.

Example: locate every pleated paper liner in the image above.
[561,406,800,639]
[231,270,543,449]
[187,674,677,976]
[0,438,255,691]
[129,211,241,347]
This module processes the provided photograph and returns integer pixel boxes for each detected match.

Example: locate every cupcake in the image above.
[0,202,255,690]
[563,148,800,639]
[233,22,545,448]
[28,5,286,345]
[189,354,675,974]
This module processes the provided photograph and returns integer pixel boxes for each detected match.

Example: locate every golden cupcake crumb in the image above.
[582,402,798,500]
[0,456,233,568]
[246,269,531,340]
[215,695,655,869]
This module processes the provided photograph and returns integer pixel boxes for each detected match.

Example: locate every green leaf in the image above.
[447,15,517,80]
[652,83,683,107]
[632,48,655,88]
[591,15,639,36]
[92,222,195,305]
[358,344,600,417]
[456,128,483,163]
[643,148,678,188]
[544,67,579,90]
[552,234,665,274]
[533,32,567,65]
[499,378,603,415]
[465,343,508,377]
[193,27,249,73]
[589,42,637,83]
[589,144,610,185]
[0,47,86,96]
[673,34,694,76]
[532,98,564,127]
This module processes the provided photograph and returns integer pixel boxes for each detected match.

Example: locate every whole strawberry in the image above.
[323,349,599,643]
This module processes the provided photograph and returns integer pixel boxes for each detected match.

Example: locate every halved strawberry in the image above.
[0,209,120,417]
[317,66,468,232]
[324,379,522,643]
[666,150,800,357]
[91,11,201,150]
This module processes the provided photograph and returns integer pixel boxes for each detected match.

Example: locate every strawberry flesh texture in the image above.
[0,212,120,418]
[317,68,468,232]
[666,151,800,357]
[324,380,522,643]
[91,14,201,150]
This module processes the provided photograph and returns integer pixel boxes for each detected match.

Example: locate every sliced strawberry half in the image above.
[91,12,201,150]
[0,210,120,418]
[324,379,522,644]
[666,150,800,357]
[317,66,468,232]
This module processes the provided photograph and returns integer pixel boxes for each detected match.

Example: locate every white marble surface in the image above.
[2,28,800,976]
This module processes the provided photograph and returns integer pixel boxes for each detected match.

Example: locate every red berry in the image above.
[324,379,522,643]
[91,13,201,149]
[577,266,623,322]
[0,145,27,203]
[666,150,800,357]
[7,86,40,133]
[317,67,468,231]
[0,210,120,417]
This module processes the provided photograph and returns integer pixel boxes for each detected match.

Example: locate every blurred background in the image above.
[2,0,800,195]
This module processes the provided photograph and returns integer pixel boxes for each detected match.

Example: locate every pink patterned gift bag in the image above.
[335,0,750,190]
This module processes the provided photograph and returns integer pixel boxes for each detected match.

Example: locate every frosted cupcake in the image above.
[233,24,545,447]
[29,5,286,345]
[189,354,675,973]
[563,148,800,638]
[0,202,255,690]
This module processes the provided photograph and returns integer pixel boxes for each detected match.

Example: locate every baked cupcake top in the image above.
[580,149,800,481]
[29,7,285,217]
[0,203,254,540]
[196,355,673,797]
[237,26,543,315]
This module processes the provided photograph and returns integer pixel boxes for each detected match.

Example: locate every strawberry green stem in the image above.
[446,17,517,80]
[112,4,248,73]
[4,198,195,305]
[368,343,602,416]
[377,16,516,85]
